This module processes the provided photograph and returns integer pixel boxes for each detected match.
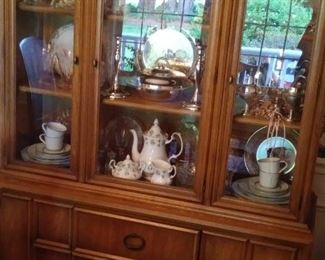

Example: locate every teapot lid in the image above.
[146,119,166,139]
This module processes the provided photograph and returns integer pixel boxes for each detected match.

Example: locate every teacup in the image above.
[42,122,67,137]
[39,134,64,151]
[257,157,288,188]
[150,159,176,186]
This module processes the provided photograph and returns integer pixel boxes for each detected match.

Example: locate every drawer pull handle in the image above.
[123,233,146,251]
[73,56,79,65]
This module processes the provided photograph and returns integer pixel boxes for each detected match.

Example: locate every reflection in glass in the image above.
[98,0,210,189]
[227,0,318,205]
[15,4,74,169]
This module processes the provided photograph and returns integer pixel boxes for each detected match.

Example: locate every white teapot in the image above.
[130,119,183,180]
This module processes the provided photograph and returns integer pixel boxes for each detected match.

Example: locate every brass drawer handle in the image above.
[93,59,98,68]
[123,233,146,251]
[73,56,79,65]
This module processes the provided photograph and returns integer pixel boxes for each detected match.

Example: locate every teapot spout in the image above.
[130,129,140,162]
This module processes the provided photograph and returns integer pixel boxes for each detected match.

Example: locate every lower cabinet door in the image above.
[0,193,31,260]
[73,208,200,260]
[200,232,247,260]
[35,247,71,260]
[249,241,297,260]
[201,232,299,260]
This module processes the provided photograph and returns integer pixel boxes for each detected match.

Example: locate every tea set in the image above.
[21,121,70,166]
[231,156,291,204]
[107,118,183,186]
[39,122,67,151]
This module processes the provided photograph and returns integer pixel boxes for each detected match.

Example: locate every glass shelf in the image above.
[19,85,72,99]
[18,2,74,15]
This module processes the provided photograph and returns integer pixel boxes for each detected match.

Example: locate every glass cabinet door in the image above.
[218,0,321,210]
[7,0,79,177]
[90,0,213,198]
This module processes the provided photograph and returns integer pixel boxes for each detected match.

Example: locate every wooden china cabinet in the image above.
[1,0,325,259]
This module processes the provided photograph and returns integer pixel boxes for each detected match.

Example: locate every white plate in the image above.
[21,147,70,167]
[26,143,70,161]
[49,24,74,80]
[232,177,290,204]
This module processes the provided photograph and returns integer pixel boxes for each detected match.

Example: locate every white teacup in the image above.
[150,159,176,186]
[39,134,64,151]
[42,122,67,138]
[257,157,288,188]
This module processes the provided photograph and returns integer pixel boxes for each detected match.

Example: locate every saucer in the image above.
[232,177,290,204]
[249,176,289,194]
[21,147,70,167]
[42,144,71,155]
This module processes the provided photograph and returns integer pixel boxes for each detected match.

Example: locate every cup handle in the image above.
[39,134,46,144]
[108,159,116,170]
[42,123,47,133]
[279,160,288,173]
[167,132,183,161]
[170,165,177,179]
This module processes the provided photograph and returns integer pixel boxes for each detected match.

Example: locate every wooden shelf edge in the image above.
[102,95,200,116]
[234,115,301,130]
[18,2,74,15]
[19,85,72,99]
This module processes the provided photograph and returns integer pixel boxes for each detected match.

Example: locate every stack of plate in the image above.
[232,176,290,204]
[21,143,70,167]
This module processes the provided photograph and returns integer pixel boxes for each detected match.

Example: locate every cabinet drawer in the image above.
[73,208,199,260]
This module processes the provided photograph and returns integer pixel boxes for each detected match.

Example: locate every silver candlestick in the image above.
[183,42,204,111]
[105,36,129,99]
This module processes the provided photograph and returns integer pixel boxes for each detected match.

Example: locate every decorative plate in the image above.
[244,126,298,175]
[139,28,196,78]
[48,24,74,80]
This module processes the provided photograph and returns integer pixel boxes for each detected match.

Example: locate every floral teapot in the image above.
[130,119,183,179]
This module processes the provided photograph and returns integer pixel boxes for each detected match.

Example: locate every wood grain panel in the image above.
[73,208,199,260]
[249,241,297,260]
[0,193,31,260]
[200,231,247,260]
[33,199,72,248]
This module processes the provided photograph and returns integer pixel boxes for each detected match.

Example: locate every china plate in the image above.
[256,137,296,173]
[27,143,70,161]
[49,24,74,80]
[43,144,71,155]
[21,147,70,167]
[232,177,290,204]
[140,28,196,78]
[248,176,289,197]
[244,126,298,175]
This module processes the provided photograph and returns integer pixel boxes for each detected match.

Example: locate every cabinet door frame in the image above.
[82,0,221,203]
[1,0,86,180]
[209,0,325,220]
